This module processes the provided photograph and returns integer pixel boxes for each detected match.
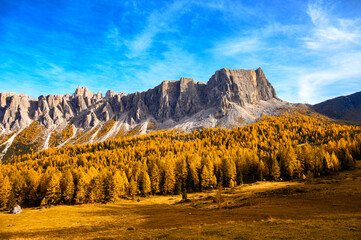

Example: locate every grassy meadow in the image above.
[1,161,361,239]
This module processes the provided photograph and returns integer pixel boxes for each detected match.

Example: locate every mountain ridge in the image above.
[0,67,291,160]
[313,91,361,122]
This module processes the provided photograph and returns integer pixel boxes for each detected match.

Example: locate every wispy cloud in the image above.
[304,1,361,50]
[211,38,263,56]
[297,1,361,103]
[106,25,122,49]
[1,0,361,104]
[203,0,361,104]
[298,51,361,103]
[209,22,300,57]
[125,1,190,58]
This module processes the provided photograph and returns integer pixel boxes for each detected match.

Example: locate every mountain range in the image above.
[0,68,359,161]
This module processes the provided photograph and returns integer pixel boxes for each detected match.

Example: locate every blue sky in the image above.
[0,0,361,104]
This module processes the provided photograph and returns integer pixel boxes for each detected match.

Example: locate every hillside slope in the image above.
[313,91,361,122]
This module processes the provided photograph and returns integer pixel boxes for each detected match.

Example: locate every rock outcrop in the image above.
[10,205,22,214]
[0,68,289,160]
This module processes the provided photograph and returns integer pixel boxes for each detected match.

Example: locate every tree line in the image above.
[0,112,360,209]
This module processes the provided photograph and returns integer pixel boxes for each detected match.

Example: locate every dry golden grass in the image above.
[1,162,361,239]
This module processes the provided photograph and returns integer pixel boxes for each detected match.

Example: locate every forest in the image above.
[0,111,360,209]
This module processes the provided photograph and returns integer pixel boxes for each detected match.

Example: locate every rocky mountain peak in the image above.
[105,90,117,99]
[205,67,277,109]
[255,67,265,78]
[0,67,287,160]
[73,86,94,99]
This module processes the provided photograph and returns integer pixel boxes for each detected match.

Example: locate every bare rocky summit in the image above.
[0,68,291,160]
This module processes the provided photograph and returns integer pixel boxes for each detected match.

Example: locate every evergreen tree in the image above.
[176,159,188,193]
[45,173,61,205]
[343,149,355,170]
[150,164,160,194]
[330,152,340,171]
[270,155,281,180]
[0,174,11,209]
[60,170,75,204]
[10,171,26,205]
[75,170,88,204]
[163,165,176,194]
[139,170,151,196]
[88,174,105,203]
[221,157,236,187]
[258,160,265,181]
[129,177,138,198]
[25,169,41,206]
[110,170,128,200]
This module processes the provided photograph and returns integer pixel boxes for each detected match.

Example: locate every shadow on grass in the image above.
[0,225,117,239]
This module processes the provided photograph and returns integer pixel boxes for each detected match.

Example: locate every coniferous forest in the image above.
[0,112,360,209]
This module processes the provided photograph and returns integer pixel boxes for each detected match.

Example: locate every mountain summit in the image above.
[0,68,290,160]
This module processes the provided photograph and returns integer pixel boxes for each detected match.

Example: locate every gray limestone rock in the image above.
[10,205,22,214]
[0,67,284,157]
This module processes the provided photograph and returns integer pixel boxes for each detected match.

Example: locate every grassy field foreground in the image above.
[1,162,361,239]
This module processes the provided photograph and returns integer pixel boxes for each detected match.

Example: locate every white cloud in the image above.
[307,1,329,26]
[304,26,361,50]
[129,45,204,89]
[125,1,190,58]
[204,1,361,104]
[297,51,361,103]
[304,1,361,50]
[296,1,361,103]
[211,38,262,56]
[209,22,299,57]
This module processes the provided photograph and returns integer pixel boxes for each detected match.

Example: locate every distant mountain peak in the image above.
[313,91,361,122]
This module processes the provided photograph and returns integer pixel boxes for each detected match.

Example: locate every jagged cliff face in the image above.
[206,68,276,106]
[0,68,289,160]
[205,68,277,117]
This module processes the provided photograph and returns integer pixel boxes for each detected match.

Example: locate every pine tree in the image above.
[186,159,200,191]
[139,170,151,196]
[163,166,176,194]
[110,170,128,200]
[201,165,211,190]
[10,171,26,205]
[129,177,138,198]
[60,170,75,204]
[176,159,188,193]
[343,149,355,170]
[45,173,61,205]
[75,170,88,204]
[258,160,265,181]
[330,152,340,171]
[270,155,281,180]
[150,164,160,194]
[88,174,105,203]
[221,157,236,187]
[0,174,11,209]
[321,151,331,175]
[25,169,41,206]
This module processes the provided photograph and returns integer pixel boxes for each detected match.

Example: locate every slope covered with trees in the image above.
[0,111,360,209]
